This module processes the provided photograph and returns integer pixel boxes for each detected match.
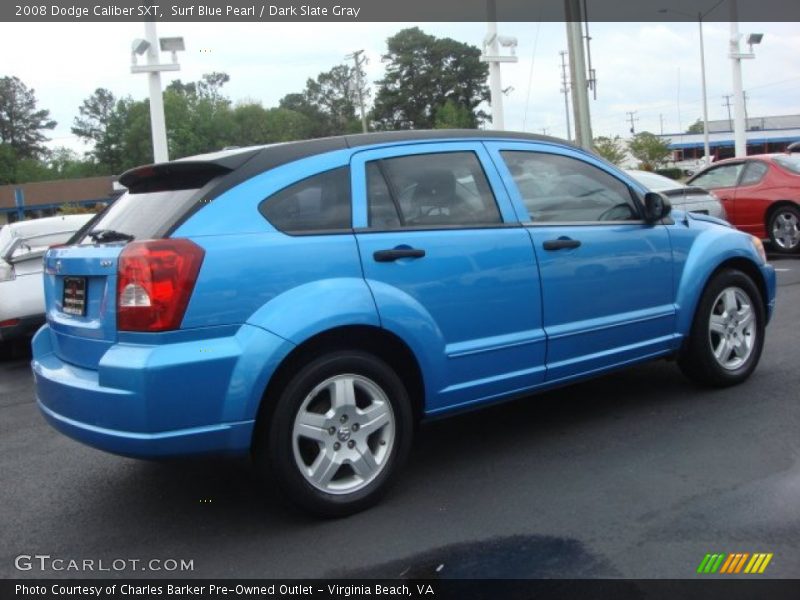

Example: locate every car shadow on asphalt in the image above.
[104,357,699,529]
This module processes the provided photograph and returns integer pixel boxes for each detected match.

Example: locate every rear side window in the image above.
[690,164,744,189]
[773,155,800,175]
[260,167,351,233]
[740,161,769,186]
[366,152,502,228]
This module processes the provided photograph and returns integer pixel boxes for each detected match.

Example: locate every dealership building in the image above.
[658,114,800,170]
[0,176,118,226]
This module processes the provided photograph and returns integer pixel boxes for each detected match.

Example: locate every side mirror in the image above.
[643,192,672,223]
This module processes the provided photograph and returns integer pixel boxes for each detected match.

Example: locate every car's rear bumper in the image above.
[0,314,45,343]
[31,322,294,458]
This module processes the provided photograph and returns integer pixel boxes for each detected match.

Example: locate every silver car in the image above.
[626,169,727,220]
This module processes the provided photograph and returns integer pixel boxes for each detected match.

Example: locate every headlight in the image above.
[750,236,767,264]
[0,261,15,282]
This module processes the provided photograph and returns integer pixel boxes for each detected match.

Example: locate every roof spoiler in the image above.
[118,161,235,193]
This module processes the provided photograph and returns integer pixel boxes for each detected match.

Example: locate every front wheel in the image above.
[768,205,800,254]
[256,350,413,517]
[678,269,765,387]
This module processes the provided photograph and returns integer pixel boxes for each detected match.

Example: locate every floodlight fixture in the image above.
[746,33,763,45]
[159,37,185,52]
[131,38,150,55]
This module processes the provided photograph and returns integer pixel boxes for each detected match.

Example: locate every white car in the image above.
[0,214,94,344]
[625,169,728,221]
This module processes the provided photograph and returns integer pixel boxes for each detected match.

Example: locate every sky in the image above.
[1,20,799,154]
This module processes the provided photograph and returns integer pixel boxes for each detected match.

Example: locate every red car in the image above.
[687,153,800,254]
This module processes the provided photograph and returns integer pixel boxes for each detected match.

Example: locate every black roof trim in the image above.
[343,129,575,149]
[155,130,579,236]
[129,130,576,191]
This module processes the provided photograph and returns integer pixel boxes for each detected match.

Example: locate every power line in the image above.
[522,21,542,132]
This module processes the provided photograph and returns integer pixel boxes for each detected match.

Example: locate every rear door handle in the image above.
[543,238,581,251]
[373,247,426,262]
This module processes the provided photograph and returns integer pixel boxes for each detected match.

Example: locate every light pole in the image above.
[130,22,184,163]
[659,5,722,166]
[480,0,518,131]
[728,2,763,158]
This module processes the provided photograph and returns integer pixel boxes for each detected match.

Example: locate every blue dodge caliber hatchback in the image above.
[32,131,776,515]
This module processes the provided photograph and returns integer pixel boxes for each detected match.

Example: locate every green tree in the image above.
[164,72,233,158]
[372,27,489,130]
[72,88,126,173]
[229,103,314,145]
[434,100,475,129]
[46,147,98,179]
[0,76,56,159]
[628,132,673,171]
[279,64,361,137]
[686,119,704,134]
[593,135,627,165]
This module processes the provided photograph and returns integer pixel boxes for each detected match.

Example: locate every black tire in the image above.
[678,269,765,387]
[767,204,800,254]
[254,350,413,517]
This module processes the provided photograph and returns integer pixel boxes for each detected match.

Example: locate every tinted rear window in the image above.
[77,188,202,243]
[259,167,351,233]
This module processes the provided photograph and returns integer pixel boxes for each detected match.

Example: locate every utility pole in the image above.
[582,0,597,100]
[559,51,572,141]
[626,111,639,135]
[346,50,368,133]
[564,0,592,150]
[659,113,664,135]
[722,94,733,131]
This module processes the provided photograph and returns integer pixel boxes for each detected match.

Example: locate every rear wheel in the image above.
[768,204,800,254]
[678,269,765,387]
[255,350,413,517]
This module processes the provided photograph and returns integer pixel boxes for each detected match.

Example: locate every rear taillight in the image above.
[117,239,204,332]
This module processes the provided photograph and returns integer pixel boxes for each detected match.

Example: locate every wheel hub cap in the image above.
[708,286,757,371]
[772,212,800,249]
[292,374,395,495]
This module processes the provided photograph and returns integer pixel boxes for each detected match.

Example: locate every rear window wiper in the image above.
[87,229,135,243]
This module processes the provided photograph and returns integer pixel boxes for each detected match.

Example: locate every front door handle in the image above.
[373,247,426,262]
[543,238,581,251]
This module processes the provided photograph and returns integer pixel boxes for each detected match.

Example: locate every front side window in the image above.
[259,167,351,233]
[501,151,639,222]
[366,152,502,228]
[739,161,769,186]
[690,164,744,189]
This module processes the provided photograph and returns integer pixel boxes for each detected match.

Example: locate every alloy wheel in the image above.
[292,374,395,495]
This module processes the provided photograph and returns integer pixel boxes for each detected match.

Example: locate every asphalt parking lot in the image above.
[1,255,798,580]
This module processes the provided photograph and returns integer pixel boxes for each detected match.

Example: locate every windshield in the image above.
[78,188,200,244]
[773,155,800,175]
[628,170,685,192]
